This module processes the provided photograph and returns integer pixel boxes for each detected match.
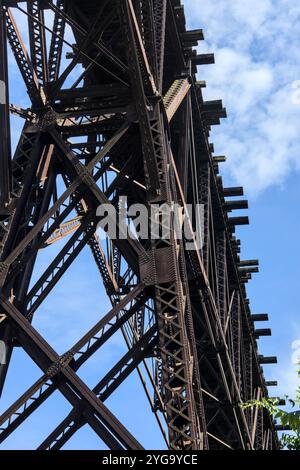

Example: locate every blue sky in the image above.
[1,0,300,449]
[183,0,300,400]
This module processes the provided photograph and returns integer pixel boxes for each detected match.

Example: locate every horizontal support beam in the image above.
[202,109,227,119]
[239,267,259,274]
[275,425,290,431]
[192,53,215,65]
[266,381,278,387]
[225,200,248,211]
[270,398,286,406]
[57,83,130,101]
[254,329,272,338]
[239,259,259,267]
[181,29,204,42]
[240,274,251,283]
[213,156,226,164]
[228,216,249,226]
[201,99,222,110]
[258,355,277,364]
[251,314,269,322]
[223,187,244,197]
[205,118,220,126]
[4,1,47,6]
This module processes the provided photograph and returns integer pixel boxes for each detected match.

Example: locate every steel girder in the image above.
[0,0,278,451]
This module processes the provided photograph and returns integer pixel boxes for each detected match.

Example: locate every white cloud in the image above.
[8,2,300,195]
[184,0,300,195]
[277,330,300,399]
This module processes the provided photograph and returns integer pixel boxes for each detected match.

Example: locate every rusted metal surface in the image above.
[0,0,278,450]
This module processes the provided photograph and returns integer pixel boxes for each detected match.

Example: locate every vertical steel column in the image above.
[216,230,227,327]
[154,0,167,92]
[0,1,11,208]
[198,162,210,274]
[230,291,241,390]
[27,1,49,87]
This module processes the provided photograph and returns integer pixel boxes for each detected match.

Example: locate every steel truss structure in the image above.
[0,0,278,450]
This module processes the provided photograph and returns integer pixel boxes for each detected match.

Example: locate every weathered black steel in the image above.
[0,0,278,450]
[0,1,11,208]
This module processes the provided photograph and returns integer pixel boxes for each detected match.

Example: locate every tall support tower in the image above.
[0,0,278,450]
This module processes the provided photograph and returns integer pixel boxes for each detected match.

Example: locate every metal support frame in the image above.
[0,0,278,451]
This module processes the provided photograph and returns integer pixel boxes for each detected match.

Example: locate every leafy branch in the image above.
[240,370,300,449]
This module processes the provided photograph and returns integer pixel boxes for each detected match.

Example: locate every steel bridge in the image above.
[0,0,278,450]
